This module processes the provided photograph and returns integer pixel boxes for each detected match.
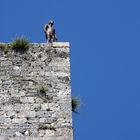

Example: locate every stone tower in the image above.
[0,42,73,140]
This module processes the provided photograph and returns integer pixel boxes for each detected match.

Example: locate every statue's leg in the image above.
[50,35,54,43]
[55,35,58,42]
[45,33,49,43]
[52,36,55,42]
[48,35,51,43]
[52,35,57,42]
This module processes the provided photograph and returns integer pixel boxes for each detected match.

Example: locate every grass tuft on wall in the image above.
[11,37,30,52]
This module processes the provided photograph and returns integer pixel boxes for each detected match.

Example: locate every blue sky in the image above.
[1,0,140,140]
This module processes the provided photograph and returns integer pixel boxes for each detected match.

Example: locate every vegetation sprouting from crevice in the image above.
[72,97,80,113]
[0,43,10,54]
[11,37,30,52]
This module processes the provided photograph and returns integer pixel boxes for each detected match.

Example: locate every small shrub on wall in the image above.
[72,97,81,113]
[0,43,10,54]
[11,37,30,52]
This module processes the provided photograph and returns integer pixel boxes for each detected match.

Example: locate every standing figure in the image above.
[44,20,58,43]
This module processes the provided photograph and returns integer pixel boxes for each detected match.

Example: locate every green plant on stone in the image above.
[38,123,55,130]
[37,85,53,103]
[11,37,30,52]
[72,97,80,113]
[38,85,48,94]
[0,43,10,54]
[37,85,48,97]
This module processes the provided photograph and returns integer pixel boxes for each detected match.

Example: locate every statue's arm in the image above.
[44,24,48,33]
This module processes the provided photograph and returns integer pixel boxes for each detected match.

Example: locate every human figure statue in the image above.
[44,20,58,43]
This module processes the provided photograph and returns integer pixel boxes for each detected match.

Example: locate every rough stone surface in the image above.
[0,42,73,140]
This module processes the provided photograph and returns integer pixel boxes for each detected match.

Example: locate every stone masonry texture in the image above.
[0,42,73,140]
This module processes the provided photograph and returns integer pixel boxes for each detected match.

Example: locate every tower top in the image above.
[0,42,73,140]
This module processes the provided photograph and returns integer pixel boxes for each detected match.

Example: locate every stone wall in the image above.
[0,42,73,140]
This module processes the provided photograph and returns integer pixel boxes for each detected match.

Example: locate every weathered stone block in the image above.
[12,118,27,124]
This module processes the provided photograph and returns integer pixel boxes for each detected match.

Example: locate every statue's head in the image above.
[48,20,54,26]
